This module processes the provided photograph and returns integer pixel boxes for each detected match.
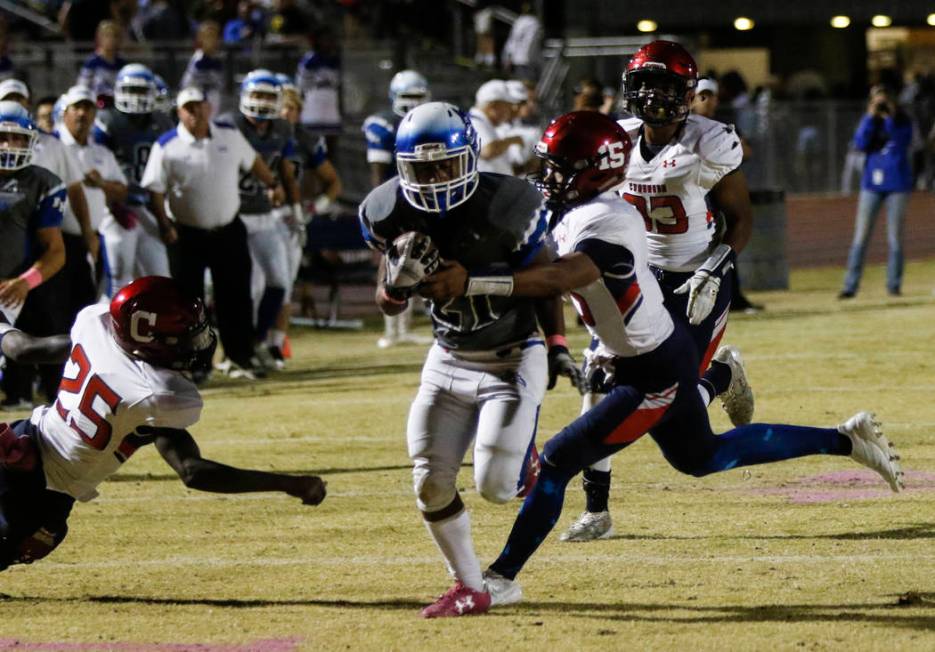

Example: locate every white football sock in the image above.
[424,510,484,591]
[383,314,397,338]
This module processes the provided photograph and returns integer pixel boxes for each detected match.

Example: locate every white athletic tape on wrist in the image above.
[699,243,734,276]
[465,275,514,296]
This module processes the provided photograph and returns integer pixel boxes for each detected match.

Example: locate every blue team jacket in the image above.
[854,113,914,193]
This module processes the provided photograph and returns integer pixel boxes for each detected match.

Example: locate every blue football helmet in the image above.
[114,63,158,114]
[395,102,479,213]
[0,100,37,170]
[274,72,298,95]
[240,69,282,120]
[389,70,431,117]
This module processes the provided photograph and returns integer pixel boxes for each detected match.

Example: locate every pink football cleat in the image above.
[517,444,540,498]
[420,582,491,618]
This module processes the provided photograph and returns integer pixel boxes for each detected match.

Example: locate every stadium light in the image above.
[927,13,935,26]
[871,15,892,27]
[830,16,851,28]
[734,17,755,31]
[637,19,658,33]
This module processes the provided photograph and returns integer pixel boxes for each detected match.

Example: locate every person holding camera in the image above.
[840,86,914,298]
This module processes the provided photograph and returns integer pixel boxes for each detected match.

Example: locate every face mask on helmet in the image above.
[625,69,694,126]
[240,75,282,120]
[532,111,632,210]
[115,77,157,114]
[390,71,430,117]
[395,102,479,213]
[0,118,37,171]
[531,154,577,206]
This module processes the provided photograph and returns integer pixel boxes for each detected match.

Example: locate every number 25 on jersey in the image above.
[55,344,122,450]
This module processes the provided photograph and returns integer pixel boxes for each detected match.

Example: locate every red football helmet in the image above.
[623,40,698,126]
[533,111,632,208]
[110,276,217,375]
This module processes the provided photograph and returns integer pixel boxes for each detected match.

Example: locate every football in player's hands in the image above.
[385,231,440,298]
[287,475,327,505]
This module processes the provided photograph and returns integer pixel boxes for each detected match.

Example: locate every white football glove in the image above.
[384,231,439,299]
[673,244,734,325]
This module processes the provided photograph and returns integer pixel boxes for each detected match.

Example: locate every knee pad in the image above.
[413,470,457,513]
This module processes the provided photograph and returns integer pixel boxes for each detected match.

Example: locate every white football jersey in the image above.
[617,114,743,272]
[551,192,673,358]
[33,304,203,502]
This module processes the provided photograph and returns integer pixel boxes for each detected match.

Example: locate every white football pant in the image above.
[408,339,547,513]
[100,207,169,294]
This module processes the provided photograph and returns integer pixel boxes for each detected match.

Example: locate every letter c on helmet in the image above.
[130,310,157,343]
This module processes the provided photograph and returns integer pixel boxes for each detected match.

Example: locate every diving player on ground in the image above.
[0,277,326,571]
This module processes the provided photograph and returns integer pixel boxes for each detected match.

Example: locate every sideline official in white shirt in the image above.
[59,85,128,322]
[141,87,280,376]
[469,79,525,176]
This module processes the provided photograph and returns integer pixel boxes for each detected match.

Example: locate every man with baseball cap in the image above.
[141,88,282,380]
[57,85,127,321]
[469,79,525,175]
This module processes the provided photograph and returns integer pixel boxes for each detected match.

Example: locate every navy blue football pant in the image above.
[0,420,74,571]
[489,323,851,580]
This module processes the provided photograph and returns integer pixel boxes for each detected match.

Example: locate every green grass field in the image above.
[2,260,934,651]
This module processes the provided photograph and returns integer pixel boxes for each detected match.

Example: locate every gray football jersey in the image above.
[223,113,296,215]
[93,109,175,205]
[0,165,65,278]
[359,173,548,351]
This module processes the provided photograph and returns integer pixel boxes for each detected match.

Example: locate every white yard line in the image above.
[38,552,935,571]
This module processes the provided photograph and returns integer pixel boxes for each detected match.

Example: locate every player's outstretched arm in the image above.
[421,252,601,301]
[153,428,327,505]
[0,324,71,365]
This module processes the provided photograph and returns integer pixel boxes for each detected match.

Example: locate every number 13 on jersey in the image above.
[622,193,689,235]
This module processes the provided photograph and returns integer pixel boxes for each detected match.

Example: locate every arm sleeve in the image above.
[356,181,401,252]
[309,136,328,168]
[76,63,93,88]
[34,182,66,230]
[282,137,297,159]
[92,118,114,149]
[140,142,167,193]
[886,116,914,150]
[510,208,549,269]
[574,237,636,275]
[363,117,395,164]
[145,391,203,430]
[853,114,880,152]
[697,122,744,191]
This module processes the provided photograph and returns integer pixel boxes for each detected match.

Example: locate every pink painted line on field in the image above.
[0,638,301,652]
[748,470,935,504]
